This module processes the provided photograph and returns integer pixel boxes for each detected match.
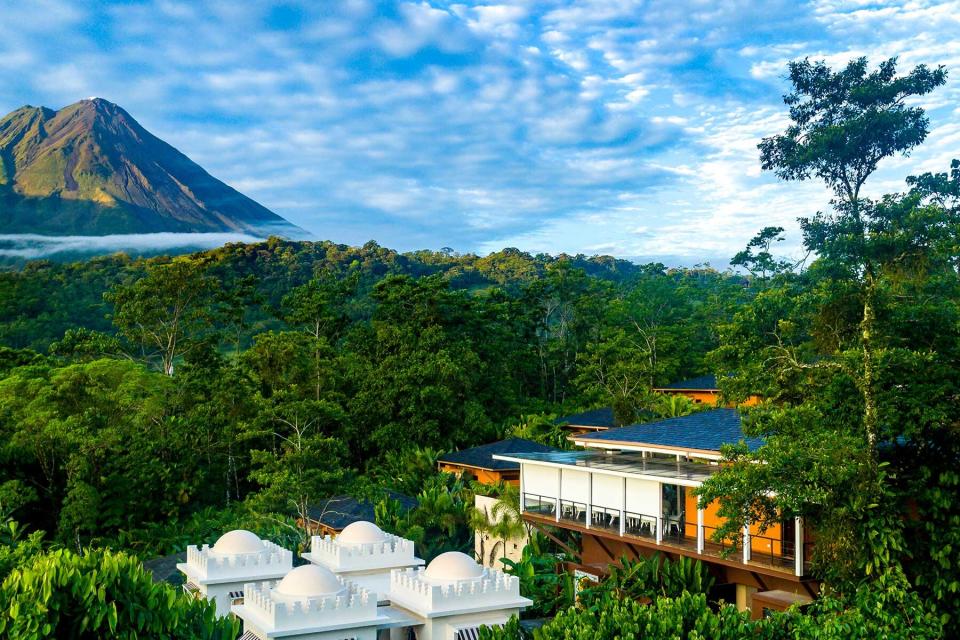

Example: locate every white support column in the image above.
[555,468,562,523]
[794,516,804,577]
[696,508,705,554]
[742,524,751,563]
[619,476,626,537]
[586,473,592,529]
[519,464,525,514]
[656,483,663,544]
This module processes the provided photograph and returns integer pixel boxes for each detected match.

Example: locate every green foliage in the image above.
[375,474,473,561]
[731,226,793,283]
[105,257,218,375]
[707,54,960,633]
[578,553,714,608]
[501,542,573,618]
[469,482,528,567]
[369,446,442,496]
[484,571,942,640]
[112,504,302,560]
[759,57,946,203]
[485,593,764,640]
[508,414,570,449]
[0,520,44,583]
[0,548,238,639]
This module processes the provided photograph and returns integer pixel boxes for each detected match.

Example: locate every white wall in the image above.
[591,474,624,510]
[474,495,527,569]
[625,478,660,517]
[522,465,557,497]
[561,469,589,504]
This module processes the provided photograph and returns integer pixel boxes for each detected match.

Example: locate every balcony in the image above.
[521,492,807,578]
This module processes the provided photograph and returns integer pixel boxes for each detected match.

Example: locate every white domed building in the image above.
[177,530,293,617]
[302,520,424,601]
[387,551,531,640]
[232,564,398,640]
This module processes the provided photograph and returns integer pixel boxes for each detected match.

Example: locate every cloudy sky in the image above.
[1,0,958,265]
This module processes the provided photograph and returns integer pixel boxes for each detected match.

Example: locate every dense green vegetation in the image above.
[0,56,958,637]
[0,238,741,551]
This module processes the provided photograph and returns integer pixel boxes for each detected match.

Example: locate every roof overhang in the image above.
[493,452,717,488]
[437,461,517,473]
[570,438,723,460]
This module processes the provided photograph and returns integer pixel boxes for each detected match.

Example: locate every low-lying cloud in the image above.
[0,233,265,260]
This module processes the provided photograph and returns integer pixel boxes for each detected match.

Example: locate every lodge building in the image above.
[494,407,816,613]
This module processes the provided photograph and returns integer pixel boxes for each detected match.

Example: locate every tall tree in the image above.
[106,258,217,375]
[758,56,946,456]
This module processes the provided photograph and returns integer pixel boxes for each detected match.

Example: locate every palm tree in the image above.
[470,482,529,566]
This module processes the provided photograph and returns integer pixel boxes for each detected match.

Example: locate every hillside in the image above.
[0,98,302,236]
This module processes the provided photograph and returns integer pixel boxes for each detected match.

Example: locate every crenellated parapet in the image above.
[388,567,523,615]
[241,580,376,630]
[185,540,292,583]
[308,533,418,571]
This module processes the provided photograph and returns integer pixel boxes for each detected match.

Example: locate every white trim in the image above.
[619,476,626,537]
[586,472,593,529]
[743,525,751,563]
[567,441,723,461]
[555,468,561,523]
[491,456,708,488]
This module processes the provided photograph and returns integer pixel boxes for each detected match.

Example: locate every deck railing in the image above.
[590,506,621,534]
[559,500,587,526]
[701,524,735,559]
[521,492,806,577]
[748,532,795,570]
[624,511,657,540]
[522,493,555,516]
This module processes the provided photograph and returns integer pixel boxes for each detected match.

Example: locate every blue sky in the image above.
[1,1,958,265]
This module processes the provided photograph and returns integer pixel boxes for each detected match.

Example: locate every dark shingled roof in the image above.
[142,551,186,586]
[657,374,718,391]
[555,407,617,428]
[437,438,559,471]
[576,408,763,453]
[307,491,417,531]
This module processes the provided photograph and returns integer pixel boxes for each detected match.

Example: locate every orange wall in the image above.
[438,464,519,486]
[658,389,762,408]
[683,494,785,556]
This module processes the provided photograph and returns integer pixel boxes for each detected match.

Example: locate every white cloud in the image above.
[0,0,957,264]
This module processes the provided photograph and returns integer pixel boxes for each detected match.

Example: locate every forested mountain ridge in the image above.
[0,98,302,236]
[0,237,730,352]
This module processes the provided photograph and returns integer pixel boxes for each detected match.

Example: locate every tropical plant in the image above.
[470,482,528,567]
[577,553,714,608]
[0,548,239,639]
[508,414,569,449]
[501,542,574,618]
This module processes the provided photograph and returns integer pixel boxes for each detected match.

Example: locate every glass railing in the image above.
[590,506,621,533]
[522,493,555,516]
[559,500,587,526]
[623,511,657,540]
[520,490,805,575]
[660,515,696,550]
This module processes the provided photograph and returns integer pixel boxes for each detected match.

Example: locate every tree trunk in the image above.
[861,275,878,463]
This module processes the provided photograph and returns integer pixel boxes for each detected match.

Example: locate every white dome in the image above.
[423,552,484,583]
[338,521,388,545]
[212,529,263,555]
[275,565,344,599]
